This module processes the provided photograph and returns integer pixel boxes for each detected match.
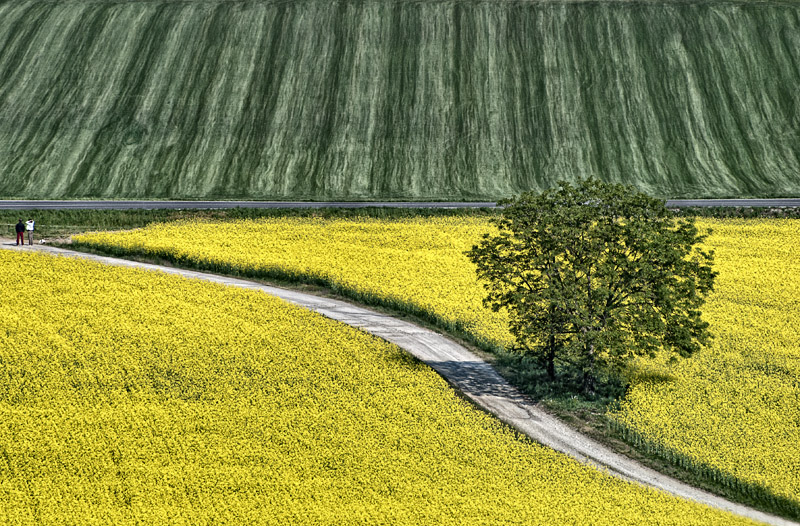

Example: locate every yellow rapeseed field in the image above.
[608,219,800,510]
[74,216,800,513]
[76,217,513,348]
[0,250,749,525]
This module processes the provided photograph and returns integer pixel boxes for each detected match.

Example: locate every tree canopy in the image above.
[467,179,717,394]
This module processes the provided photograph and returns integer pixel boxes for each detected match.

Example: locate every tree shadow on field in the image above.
[624,365,679,387]
[381,344,626,409]
[490,352,629,408]
[380,349,527,401]
[426,359,531,401]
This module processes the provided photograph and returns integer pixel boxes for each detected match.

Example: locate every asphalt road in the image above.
[1,199,800,210]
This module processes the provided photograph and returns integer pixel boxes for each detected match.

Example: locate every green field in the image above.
[1,0,799,200]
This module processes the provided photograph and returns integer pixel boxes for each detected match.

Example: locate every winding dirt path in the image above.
[2,242,796,526]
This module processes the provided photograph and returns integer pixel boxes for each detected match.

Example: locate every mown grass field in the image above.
[0,250,755,525]
[72,217,800,518]
[1,0,799,200]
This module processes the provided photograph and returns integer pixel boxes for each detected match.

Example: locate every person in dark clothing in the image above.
[15,219,24,246]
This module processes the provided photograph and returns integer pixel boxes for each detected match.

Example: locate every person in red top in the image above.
[14,219,24,246]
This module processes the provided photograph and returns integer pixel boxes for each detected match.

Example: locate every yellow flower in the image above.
[0,249,752,524]
[73,216,800,513]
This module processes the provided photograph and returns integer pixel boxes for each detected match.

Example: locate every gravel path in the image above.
[2,242,796,526]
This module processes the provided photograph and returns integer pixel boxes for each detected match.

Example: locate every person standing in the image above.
[15,219,24,246]
[25,218,34,245]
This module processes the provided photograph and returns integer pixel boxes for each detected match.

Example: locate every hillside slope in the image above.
[1,0,799,200]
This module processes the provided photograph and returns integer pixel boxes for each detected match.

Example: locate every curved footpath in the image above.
[2,242,796,526]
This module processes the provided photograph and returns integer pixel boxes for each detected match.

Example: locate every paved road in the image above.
[1,199,800,210]
[1,241,795,526]
[0,200,498,210]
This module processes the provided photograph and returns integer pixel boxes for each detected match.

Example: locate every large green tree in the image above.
[468,179,717,394]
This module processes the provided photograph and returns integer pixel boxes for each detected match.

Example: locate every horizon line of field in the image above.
[2,199,800,210]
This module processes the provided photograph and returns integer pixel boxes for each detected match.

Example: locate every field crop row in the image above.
[73,217,800,515]
[2,1,800,199]
[0,250,748,524]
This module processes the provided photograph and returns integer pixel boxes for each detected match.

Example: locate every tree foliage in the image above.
[467,179,717,394]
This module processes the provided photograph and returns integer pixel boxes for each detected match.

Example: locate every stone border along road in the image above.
[2,198,800,209]
[1,242,796,526]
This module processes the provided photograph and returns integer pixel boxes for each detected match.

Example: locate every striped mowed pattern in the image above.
[1,1,799,200]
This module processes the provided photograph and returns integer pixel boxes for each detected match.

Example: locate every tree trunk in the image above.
[582,338,596,396]
[582,369,596,396]
[547,334,556,380]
